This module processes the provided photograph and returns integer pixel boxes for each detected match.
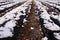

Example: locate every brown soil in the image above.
[16,1,43,40]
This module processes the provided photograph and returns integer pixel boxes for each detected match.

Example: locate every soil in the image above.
[16,1,43,40]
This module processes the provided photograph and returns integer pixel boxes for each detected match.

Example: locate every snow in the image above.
[30,27,34,30]
[41,10,60,31]
[0,2,14,6]
[35,0,60,40]
[13,0,27,3]
[54,32,60,40]
[40,7,60,31]
[50,12,60,22]
[0,0,27,3]
[4,20,16,29]
[35,0,60,31]
[0,27,13,38]
[0,7,4,10]
[43,20,60,31]
[23,18,27,23]
[0,0,60,39]
[0,0,31,24]
[0,2,20,11]
[22,25,24,27]
[37,0,60,4]
[41,37,48,40]
[45,2,60,10]
[0,0,29,11]
[41,7,60,31]
[34,0,42,9]
[40,10,50,20]
[47,0,60,4]
[0,0,31,38]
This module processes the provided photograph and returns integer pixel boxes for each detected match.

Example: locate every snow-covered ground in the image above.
[0,0,31,38]
[44,2,60,10]
[37,0,60,4]
[35,0,60,31]
[54,32,60,40]
[0,0,27,3]
[35,0,60,40]
[0,0,29,11]
[0,2,18,11]
[41,36,48,40]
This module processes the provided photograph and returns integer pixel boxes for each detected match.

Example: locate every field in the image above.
[0,0,60,40]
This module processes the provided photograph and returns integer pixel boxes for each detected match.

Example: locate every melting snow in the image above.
[35,0,60,40]
[54,32,60,40]
[0,0,31,38]
[36,0,60,31]
[43,20,60,31]
[41,37,48,40]
[50,12,60,22]
[30,27,34,30]
[40,8,60,31]
[23,18,27,23]
[45,2,60,10]
[0,27,13,38]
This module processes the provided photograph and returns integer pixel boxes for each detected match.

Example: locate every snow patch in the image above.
[30,27,34,30]
[54,32,60,40]
[41,37,48,40]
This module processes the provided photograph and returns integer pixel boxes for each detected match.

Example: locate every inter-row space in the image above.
[0,0,32,39]
[35,0,60,40]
